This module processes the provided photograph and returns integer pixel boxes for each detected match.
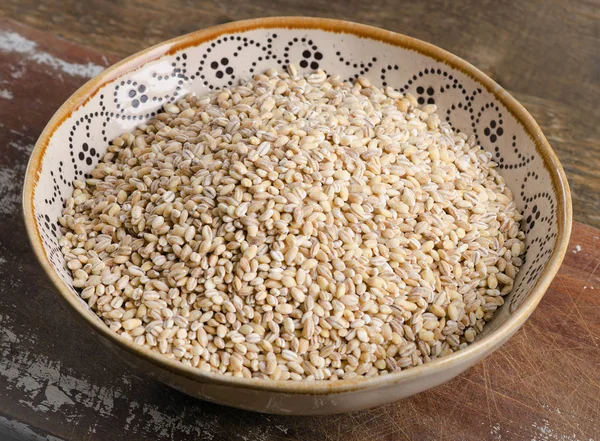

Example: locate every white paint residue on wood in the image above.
[0,130,34,217]
[0,315,119,420]
[0,31,105,78]
[0,313,270,440]
[8,139,34,155]
[0,415,64,441]
[0,89,13,100]
[490,422,502,439]
[0,166,21,216]
[10,63,26,79]
[531,419,593,441]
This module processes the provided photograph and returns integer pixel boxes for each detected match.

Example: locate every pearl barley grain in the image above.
[59,67,525,381]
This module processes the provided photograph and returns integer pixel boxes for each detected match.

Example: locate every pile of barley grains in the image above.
[58,67,525,381]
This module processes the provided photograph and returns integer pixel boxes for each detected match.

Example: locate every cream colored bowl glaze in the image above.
[23,17,571,415]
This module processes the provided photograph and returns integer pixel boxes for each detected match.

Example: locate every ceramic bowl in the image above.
[23,17,572,415]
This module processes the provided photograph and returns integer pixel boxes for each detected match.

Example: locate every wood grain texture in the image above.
[1,16,600,441]
[1,0,599,228]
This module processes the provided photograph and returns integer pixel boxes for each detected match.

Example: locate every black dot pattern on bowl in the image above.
[196,34,278,87]
[283,37,326,71]
[333,51,376,80]
[33,29,560,319]
[401,68,457,103]
[379,64,400,88]
[68,113,101,181]
[493,134,535,170]
[507,170,557,313]
[119,54,189,116]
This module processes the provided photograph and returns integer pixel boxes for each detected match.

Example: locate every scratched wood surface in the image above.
[1,17,600,441]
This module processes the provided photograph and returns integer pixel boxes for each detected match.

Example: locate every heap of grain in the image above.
[59,67,525,381]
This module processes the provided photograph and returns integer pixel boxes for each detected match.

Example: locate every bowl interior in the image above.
[30,23,562,346]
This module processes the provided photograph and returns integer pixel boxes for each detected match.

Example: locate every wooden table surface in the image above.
[0,1,599,440]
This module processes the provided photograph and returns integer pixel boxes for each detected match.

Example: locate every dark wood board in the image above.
[1,17,599,441]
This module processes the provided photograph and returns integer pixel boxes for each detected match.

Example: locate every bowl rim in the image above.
[23,16,572,395]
